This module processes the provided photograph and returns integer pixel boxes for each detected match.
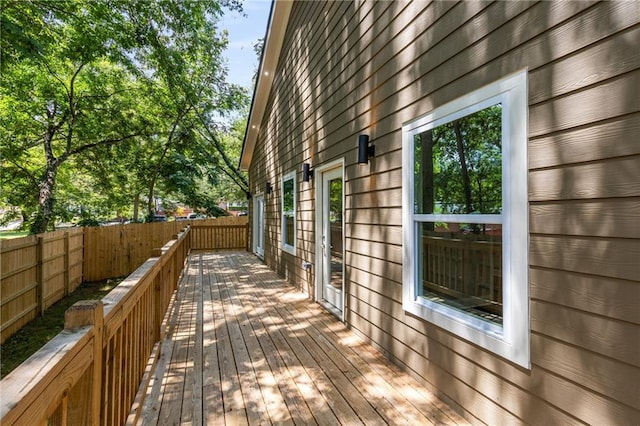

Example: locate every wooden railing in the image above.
[421,235,502,315]
[0,228,84,343]
[0,217,248,343]
[0,227,190,425]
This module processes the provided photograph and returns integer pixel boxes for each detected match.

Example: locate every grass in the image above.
[0,278,123,379]
[0,230,29,239]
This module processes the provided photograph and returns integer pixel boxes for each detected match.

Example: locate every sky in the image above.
[220,0,273,90]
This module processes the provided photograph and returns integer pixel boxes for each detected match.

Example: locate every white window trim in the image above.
[402,70,530,368]
[281,171,296,255]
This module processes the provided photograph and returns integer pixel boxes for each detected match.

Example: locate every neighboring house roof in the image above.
[239,1,293,171]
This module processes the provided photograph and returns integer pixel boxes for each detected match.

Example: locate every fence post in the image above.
[64,231,70,296]
[36,236,45,316]
[64,300,104,426]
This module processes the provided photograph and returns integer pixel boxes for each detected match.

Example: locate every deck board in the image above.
[136,252,469,426]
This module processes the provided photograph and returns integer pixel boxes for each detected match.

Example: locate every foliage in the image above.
[0,230,29,240]
[415,104,502,216]
[1,0,250,233]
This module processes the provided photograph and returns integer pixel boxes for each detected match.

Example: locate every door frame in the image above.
[253,192,265,258]
[314,158,345,321]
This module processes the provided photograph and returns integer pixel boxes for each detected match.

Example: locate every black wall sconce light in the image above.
[357,134,375,164]
[265,182,272,194]
[302,163,314,182]
[245,191,252,200]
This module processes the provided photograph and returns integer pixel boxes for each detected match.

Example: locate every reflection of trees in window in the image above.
[415,104,502,217]
[329,178,342,224]
[282,177,295,247]
[283,178,294,214]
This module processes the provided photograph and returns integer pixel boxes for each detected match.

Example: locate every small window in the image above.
[402,70,529,368]
[281,172,296,254]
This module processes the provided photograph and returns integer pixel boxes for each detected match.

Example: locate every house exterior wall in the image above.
[247,1,640,423]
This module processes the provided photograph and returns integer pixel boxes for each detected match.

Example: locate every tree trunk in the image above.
[133,193,140,221]
[453,120,473,214]
[147,183,155,221]
[419,131,435,232]
[31,122,60,234]
[30,163,58,234]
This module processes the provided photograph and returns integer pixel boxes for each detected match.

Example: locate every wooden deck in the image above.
[135,251,468,425]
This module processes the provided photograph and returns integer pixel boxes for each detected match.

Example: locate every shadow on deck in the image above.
[135,251,467,425]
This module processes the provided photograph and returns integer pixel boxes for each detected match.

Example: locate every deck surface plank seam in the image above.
[209,255,249,425]
[135,251,470,426]
[219,254,296,425]
[230,255,337,425]
[225,253,383,425]
[201,253,225,425]
[217,254,273,425]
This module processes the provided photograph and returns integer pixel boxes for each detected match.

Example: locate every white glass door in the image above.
[253,194,264,257]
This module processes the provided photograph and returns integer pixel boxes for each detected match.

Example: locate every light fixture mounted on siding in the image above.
[357,134,375,164]
[245,191,252,200]
[302,163,314,182]
[266,182,272,194]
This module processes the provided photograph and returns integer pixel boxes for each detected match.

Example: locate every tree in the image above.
[1,0,248,233]
[1,54,148,233]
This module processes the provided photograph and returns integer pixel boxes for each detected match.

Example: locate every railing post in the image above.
[64,300,104,426]
[246,223,250,251]
[154,274,162,341]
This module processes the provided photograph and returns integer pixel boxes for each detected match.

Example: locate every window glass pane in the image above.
[414,104,502,214]
[417,222,503,325]
[283,178,294,247]
[329,178,343,288]
[284,216,294,246]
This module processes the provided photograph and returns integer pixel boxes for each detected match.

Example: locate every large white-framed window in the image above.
[281,171,296,254]
[402,70,529,368]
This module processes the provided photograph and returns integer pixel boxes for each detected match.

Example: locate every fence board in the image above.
[1,228,83,343]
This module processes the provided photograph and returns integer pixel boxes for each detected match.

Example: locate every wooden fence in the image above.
[0,227,190,426]
[1,228,84,343]
[0,217,248,344]
[191,223,248,250]
[84,217,248,282]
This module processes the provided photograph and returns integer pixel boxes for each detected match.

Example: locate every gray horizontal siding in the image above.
[249,1,640,423]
